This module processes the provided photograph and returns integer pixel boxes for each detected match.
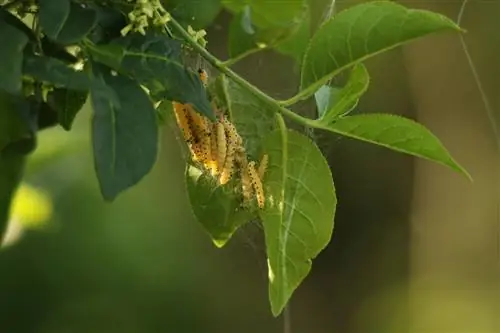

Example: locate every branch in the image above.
[167,17,317,128]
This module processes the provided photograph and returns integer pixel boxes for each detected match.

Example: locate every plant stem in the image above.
[220,47,265,67]
[167,17,317,128]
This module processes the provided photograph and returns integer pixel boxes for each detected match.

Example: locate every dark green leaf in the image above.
[261,128,336,316]
[90,67,158,201]
[37,102,59,131]
[300,1,461,99]
[186,165,252,247]
[322,114,471,179]
[23,54,92,91]
[0,8,36,41]
[0,93,37,154]
[47,88,88,130]
[87,33,214,120]
[318,63,369,122]
[165,0,221,29]
[85,43,124,70]
[39,0,97,45]
[0,18,29,94]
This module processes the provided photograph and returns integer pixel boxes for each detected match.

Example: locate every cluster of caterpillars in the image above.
[172,69,268,209]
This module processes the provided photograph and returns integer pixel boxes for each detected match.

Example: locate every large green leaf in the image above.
[39,0,97,45]
[186,165,253,247]
[321,114,471,179]
[86,33,214,120]
[23,54,92,91]
[0,18,29,95]
[0,93,37,154]
[90,67,158,201]
[212,75,277,159]
[317,63,369,122]
[300,1,461,99]
[261,128,336,316]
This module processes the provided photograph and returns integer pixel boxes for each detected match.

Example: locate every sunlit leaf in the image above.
[90,66,158,201]
[317,63,369,122]
[300,1,461,100]
[322,114,471,179]
[186,165,253,247]
[261,128,336,316]
[211,75,277,159]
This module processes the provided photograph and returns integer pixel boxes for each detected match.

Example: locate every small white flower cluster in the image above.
[121,0,171,36]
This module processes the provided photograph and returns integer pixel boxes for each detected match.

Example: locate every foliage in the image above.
[0,0,469,316]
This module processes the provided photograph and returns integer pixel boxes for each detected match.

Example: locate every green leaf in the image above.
[314,85,341,118]
[323,114,471,179]
[224,0,307,57]
[165,0,221,29]
[318,63,369,122]
[274,7,310,64]
[261,128,336,316]
[224,0,306,28]
[47,88,88,130]
[308,0,335,31]
[39,0,97,45]
[212,75,277,159]
[0,18,29,95]
[90,67,158,201]
[23,54,92,91]
[0,93,37,154]
[0,8,36,42]
[300,1,461,99]
[186,165,253,247]
[87,33,214,120]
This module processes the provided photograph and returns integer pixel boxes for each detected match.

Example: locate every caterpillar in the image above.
[215,121,227,174]
[258,154,268,181]
[206,122,219,175]
[219,120,239,185]
[221,116,243,147]
[172,102,194,143]
[241,162,253,205]
[198,68,208,86]
[247,161,265,209]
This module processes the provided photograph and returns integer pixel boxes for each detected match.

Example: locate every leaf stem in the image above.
[220,47,266,67]
[167,17,316,128]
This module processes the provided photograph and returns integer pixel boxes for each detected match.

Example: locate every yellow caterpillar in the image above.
[258,154,268,181]
[247,161,264,209]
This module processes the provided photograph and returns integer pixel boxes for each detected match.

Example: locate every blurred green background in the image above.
[1,0,500,332]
